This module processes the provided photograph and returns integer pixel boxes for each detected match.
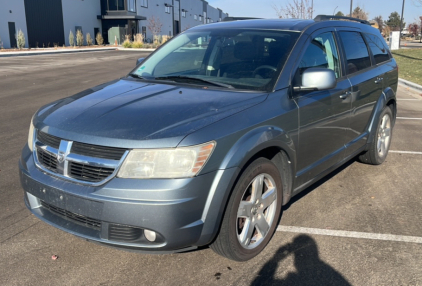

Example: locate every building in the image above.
[0,0,227,49]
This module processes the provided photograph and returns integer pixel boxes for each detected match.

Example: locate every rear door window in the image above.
[339,31,371,74]
[364,33,391,64]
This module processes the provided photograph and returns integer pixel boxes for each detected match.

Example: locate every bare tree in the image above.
[374,15,384,33]
[408,22,420,36]
[272,0,314,19]
[147,16,163,40]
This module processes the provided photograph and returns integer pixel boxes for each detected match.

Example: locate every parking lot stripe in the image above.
[396,117,422,120]
[277,226,422,244]
[389,150,422,155]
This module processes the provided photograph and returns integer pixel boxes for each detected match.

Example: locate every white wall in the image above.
[0,0,28,49]
[180,0,204,32]
[61,0,102,46]
[137,0,174,41]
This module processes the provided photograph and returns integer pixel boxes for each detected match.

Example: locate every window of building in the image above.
[339,31,371,74]
[299,32,341,78]
[199,15,202,22]
[194,15,197,20]
[140,0,148,8]
[127,0,136,12]
[211,19,213,23]
[165,6,170,13]
[182,10,186,18]
[364,33,391,64]
[107,0,125,11]
[142,26,146,40]
[219,18,222,22]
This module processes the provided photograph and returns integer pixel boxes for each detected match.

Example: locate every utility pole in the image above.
[350,0,353,17]
[399,0,405,48]
[419,16,422,43]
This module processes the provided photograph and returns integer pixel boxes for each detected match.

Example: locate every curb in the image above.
[398,78,422,92]
[117,47,156,52]
[0,47,117,58]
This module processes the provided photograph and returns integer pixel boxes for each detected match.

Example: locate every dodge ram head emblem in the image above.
[57,151,66,163]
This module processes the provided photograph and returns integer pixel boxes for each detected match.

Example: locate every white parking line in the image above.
[277,226,422,244]
[396,117,422,120]
[389,150,422,155]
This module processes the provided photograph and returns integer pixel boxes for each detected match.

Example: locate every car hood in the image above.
[35,79,268,148]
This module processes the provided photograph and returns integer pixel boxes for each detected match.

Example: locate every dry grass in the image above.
[392,49,422,85]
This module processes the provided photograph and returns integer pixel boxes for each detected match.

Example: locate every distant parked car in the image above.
[20,15,398,261]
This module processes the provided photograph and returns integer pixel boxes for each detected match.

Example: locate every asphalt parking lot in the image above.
[1,51,421,286]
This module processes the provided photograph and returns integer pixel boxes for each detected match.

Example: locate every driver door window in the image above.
[299,32,341,79]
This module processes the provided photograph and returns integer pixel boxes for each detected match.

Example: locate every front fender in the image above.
[219,125,296,172]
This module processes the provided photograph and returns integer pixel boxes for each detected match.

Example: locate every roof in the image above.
[190,19,315,32]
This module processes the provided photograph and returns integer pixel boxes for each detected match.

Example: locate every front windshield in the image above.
[132,28,300,91]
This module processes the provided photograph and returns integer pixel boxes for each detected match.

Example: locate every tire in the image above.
[210,158,283,261]
[359,106,393,165]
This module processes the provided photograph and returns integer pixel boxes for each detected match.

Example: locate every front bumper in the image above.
[19,145,238,252]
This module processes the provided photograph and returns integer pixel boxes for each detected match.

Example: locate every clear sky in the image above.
[208,0,422,26]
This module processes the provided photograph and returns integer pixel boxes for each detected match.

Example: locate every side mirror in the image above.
[136,57,145,66]
[293,68,336,92]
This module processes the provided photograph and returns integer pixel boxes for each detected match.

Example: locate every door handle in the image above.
[339,91,352,99]
[375,77,384,84]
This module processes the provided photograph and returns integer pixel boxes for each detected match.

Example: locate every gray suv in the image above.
[19,15,398,261]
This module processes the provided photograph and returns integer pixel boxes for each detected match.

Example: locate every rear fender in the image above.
[366,87,396,145]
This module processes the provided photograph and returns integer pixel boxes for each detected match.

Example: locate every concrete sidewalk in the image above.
[0,47,117,57]
[399,78,422,92]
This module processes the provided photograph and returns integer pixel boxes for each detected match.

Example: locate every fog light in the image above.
[144,229,157,242]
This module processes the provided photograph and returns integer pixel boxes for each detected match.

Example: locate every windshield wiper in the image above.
[154,75,234,89]
[128,73,145,80]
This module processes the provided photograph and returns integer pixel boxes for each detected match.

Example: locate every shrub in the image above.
[135,33,144,43]
[161,35,170,45]
[96,32,104,45]
[132,41,143,48]
[76,30,84,46]
[86,33,93,46]
[122,40,133,48]
[69,31,75,46]
[16,29,26,49]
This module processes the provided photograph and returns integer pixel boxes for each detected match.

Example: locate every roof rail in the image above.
[314,15,371,25]
[223,17,262,22]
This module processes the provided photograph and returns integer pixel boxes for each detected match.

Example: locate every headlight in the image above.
[117,141,216,179]
[28,117,35,152]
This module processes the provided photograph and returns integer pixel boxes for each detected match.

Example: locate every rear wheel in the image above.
[210,158,283,261]
[359,106,393,165]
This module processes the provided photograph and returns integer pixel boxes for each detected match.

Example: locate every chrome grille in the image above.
[37,131,61,149]
[34,131,128,185]
[69,162,115,182]
[71,142,126,160]
[37,148,58,171]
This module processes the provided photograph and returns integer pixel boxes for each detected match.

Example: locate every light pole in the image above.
[399,0,405,48]
[419,16,422,43]
[333,6,338,15]
[350,0,353,17]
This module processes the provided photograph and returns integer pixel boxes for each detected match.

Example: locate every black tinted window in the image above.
[339,32,371,74]
[364,33,391,64]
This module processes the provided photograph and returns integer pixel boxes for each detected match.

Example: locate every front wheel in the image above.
[359,106,394,165]
[210,158,283,261]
